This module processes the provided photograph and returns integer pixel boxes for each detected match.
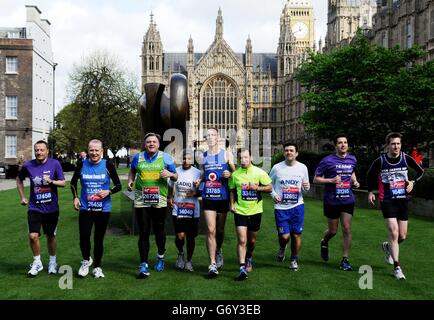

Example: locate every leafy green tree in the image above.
[296,33,434,155]
[51,50,141,156]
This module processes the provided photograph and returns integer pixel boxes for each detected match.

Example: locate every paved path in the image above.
[0,173,128,191]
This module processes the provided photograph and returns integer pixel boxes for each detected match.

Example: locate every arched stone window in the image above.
[201,75,238,131]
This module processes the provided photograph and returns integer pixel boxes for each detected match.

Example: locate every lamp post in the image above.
[196,81,203,151]
[51,62,58,158]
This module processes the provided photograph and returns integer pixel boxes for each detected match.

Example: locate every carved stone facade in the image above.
[141,1,316,153]
[325,0,377,51]
[370,0,434,62]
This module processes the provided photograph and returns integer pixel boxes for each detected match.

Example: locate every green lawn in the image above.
[1,182,434,300]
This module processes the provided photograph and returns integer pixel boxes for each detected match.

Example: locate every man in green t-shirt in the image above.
[229,149,272,280]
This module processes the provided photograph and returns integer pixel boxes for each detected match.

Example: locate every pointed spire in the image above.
[145,12,161,42]
[188,35,194,51]
[215,7,223,41]
[246,35,252,50]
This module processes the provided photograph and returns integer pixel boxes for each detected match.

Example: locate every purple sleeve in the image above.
[18,164,29,181]
[54,160,65,180]
[315,158,327,177]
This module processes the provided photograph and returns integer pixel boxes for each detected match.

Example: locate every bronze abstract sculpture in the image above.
[139,73,190,150]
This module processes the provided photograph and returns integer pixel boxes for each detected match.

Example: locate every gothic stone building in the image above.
[141,0,316,153]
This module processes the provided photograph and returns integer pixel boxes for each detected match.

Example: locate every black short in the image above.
[28,211,59,237]
[324,203,354,219]
[202,199,229,213]
[234,213,262,232]
[172,216,199,236]
[381,200,409,221]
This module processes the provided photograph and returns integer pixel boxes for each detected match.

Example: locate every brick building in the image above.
[0,6,55,175]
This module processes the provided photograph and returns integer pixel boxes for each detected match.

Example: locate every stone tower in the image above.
[141,13,164,90]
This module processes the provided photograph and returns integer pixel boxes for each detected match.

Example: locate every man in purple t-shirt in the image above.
[16,140,66,277]
[313,134,360,271]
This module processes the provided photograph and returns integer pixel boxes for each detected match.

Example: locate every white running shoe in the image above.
[78,257,93,277]
[382,242,394,265]
[394,266,406,280]
[48,261,58,274]
[289,259,299,271]
[28,261,43,277]
[92,267,105,278]
[216,249,224,269]
[176,253,185,270]
[184,261,194,272]
[208,263,219,278]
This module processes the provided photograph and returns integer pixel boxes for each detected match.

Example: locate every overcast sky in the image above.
[0,0,328,113]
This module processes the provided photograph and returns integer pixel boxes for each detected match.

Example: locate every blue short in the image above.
[274,204,304,235]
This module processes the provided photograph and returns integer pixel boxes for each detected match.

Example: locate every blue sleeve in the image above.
[131,153,139,170]
[163,153,177,173]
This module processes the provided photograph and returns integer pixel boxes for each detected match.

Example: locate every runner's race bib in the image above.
[336,181,351,198]
[241,184,258,201]
[142,187,160,205]
[87,192,103,210]
[282,186,299,204]
[204,181,222,199]
[390,180,406,199]
[34,186,52,204]
[176,202,195,218]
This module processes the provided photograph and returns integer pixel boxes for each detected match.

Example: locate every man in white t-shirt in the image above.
[168,151,202,272]
[269,142,310,271]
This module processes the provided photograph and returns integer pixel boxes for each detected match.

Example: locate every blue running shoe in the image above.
[155,257,165,272]
[320,239,329,262]
[339,259,353,271]
[236,266,248,281]
[245,258,253,272]
[138,262,150,278]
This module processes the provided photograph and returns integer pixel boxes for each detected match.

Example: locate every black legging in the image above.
[135,207,167,263]
[79,211,110,268]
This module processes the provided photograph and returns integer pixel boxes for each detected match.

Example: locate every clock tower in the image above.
[282,0,314,54]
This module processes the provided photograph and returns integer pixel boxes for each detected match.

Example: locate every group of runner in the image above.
[16,130,424,281]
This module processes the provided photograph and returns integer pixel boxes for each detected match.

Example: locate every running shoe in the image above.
[184,261,194,272]
[155,257,165,272]
[138,262,150,278]
[48,261,58,275]
[245,258,253,272]
[276,246,287,262]
[92,267,105,278]
[394,266,406,280]
[289,259,299,271]
[382,242,394,265]
[320,239,329,262]
[78,257,93,277]
[208,263,219,278]
[175,253,185,270]
[28,260,43,277]
[339,259,353,271]
[216,249,224,269]
[236,266,248,281]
